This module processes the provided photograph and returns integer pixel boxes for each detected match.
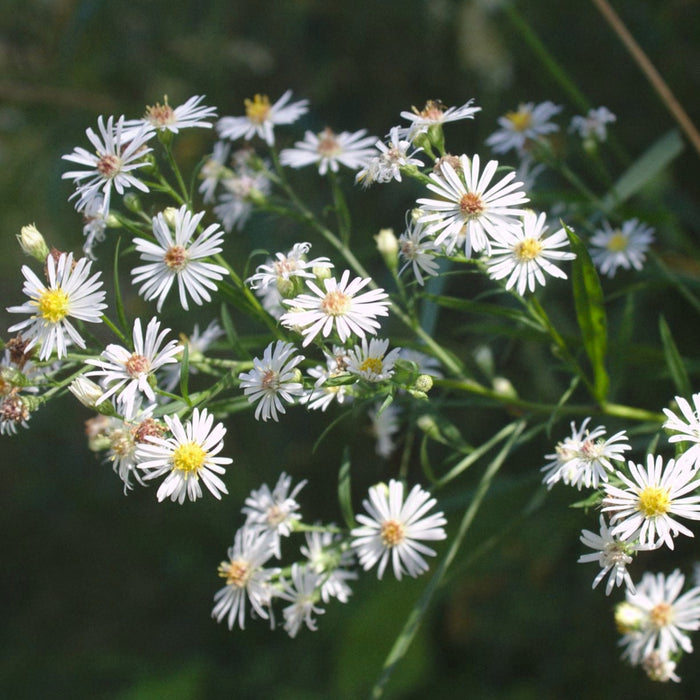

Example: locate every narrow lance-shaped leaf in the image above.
[564,223,609,403]
[601,130,684,212]
[659,315,691,398]
[337,448,355,530]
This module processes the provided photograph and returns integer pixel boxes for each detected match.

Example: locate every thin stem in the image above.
[370,421,526,699]
[591,0,700,160]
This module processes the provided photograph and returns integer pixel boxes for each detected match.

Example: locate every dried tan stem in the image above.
[591,0,700,159]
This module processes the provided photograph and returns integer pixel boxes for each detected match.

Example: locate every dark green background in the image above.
[2,1,700,697]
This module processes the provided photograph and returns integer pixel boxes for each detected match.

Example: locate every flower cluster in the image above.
[543,391,700,681]
[0,83,687,691]
[212,474,446,636]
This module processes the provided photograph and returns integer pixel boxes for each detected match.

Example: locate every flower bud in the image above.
[69,376,105,409]
[414,374,433,393]
[375,228,399,272]
[123,193,143,214]
[162,207,179,228]
[614,602,644,634]
[17,224,50,262]
[313,265,333,282]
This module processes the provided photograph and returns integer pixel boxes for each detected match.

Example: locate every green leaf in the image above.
[565,223,609,402]
[425,294,546,333]
[337,448,355,530]
[113,237,128,336]
[601,129,684,212]
[219,303,248,359]
[179,342,191,406]
[659,315,691,397]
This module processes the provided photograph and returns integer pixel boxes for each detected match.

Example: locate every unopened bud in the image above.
[123,193,143,214]
[162,207,179,228]
[313,265,333,282]
[492,376,517,399]
[17,224,50,262]
[375,228,399,272]
[69,376,106,409]
[414,374,433,393]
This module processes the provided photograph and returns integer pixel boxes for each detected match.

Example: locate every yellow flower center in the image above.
[37,287,70,323]
[164,244,189,271]
[638,486,671,517]
[172,441,207,474]
[459,192,484,219]
[145,97,175,126]
[218,559,250,588]
[506,109,532,132]
[606,231,628,252]
[650,602,673,629]
[244,94,271,124]
[360,357,384,375]
[381,519,405,547]
[321,290,351,316]
[514,238,543,261]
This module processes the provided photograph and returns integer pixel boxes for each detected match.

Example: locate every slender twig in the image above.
[591,0,700,159]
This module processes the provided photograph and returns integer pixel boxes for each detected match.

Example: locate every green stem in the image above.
[370,421,526,699]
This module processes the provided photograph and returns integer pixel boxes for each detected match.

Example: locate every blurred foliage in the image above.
[1,0,700,698]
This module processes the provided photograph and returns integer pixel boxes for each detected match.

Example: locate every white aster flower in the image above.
[131,205,228,312]
[369,402,401,459]
[238,341,305,422]
[217,90,309,146]
[541,417,631,490]
[347,337,401,383]
[243,472,307,559]
[214,167,271,232]
[136,407,231,503]
[280,127,377,175]
[619,569,700,666]
[398,98,480,141]
[81,195,108,260]
[212,526,278,630]
[198,141,231,203]
[355,126,424,186]
[486,101,562,156]
[62,115,153,213]
[603,454,700,549]
[663,393,700,469]
[301,529,357,604]
[7,252,107,361]
[281,270,390,348]
[246,242,333,291]
[303,363,351,412]
[103,405,164,493]
[125,95,217,135]
[570,106,616,143]
[485,211,576,295]
[85,317,180,417]
[398,217,441,286]
[278,563,325,638]
[578,515,652,596]
[589,218,655,278]
[417,153,528,257]
[351,479,447,580]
